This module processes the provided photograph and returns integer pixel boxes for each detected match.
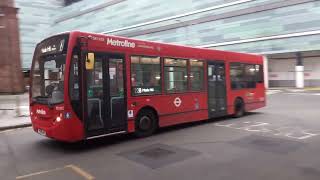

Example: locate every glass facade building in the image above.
[14,0,320,87]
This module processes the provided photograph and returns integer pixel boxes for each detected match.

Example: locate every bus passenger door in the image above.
[207,61,227,118]
[84,53,126,138]
[106,54,126,131]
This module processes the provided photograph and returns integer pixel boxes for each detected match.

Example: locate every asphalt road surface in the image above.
[1,91,320,180]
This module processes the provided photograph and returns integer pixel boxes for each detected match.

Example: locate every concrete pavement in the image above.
[0,89,320,179]
[0,88,319,131]
[0,93,31,130]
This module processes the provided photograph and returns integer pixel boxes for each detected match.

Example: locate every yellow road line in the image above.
[66,164,95,180]
[304,87,320,91]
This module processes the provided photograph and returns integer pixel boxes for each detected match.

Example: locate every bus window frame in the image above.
[130,54,163,97]
[189,59,205,92]
[229,62,263,90]
[163,57,189,94]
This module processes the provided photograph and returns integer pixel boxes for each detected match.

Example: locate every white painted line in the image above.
[214,122,235,127]
[244,122,270,132]
[286,93,320,96]
[266,90,282,95]
[16,164,95,180]
[16,167,65,179]
[287,89,305,92]
[0,26,5,29]
[215,121,319,140]
[101,0,254,34]
[286,131,318,140]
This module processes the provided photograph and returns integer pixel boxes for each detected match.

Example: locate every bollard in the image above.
[15,95,21,117]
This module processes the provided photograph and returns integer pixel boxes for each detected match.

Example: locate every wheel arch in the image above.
[234,96,245,105]
[233,96,245,117]
[136,106,159,125]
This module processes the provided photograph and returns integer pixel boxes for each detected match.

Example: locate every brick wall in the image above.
[0,0,24,93]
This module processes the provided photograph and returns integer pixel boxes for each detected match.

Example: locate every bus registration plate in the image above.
[37,129,46,136]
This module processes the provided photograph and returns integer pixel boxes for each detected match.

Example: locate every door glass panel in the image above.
[208,62,227,118]
[109,57,125,126]
[208,65,216,112]
[86,55,104,130]
[109,58,124,97]
[208,65,216,81]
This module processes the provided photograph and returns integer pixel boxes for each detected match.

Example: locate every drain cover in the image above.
[119,144,200,169]
[139,147,175,159]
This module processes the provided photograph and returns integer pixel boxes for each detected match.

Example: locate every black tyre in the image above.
[134,110,157,137]
[233,98,245,118]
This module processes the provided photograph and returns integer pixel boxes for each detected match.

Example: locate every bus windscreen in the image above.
[31,34,69,105]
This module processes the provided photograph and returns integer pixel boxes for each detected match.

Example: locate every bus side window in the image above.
[131,56,161,95]
[256,64,264,83]
[190,60,204,91]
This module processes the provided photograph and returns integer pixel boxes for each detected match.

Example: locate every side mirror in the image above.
[86,53,95,70]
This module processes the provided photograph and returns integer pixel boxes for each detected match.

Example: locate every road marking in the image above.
[215,121,319,140]
[66,164,95,180]
[16,167,65,179]
[266,90,282,95]
[286,93,320,96]
[16,164,95,179]
[287,89,305,92]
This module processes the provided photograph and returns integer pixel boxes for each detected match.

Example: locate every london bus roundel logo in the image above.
[174,97,182,107]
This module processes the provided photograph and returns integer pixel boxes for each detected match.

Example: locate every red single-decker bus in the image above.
[30,31,265,142]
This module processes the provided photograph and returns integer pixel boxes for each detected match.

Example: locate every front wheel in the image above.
[233,98,245,118]
[134,110,157,138]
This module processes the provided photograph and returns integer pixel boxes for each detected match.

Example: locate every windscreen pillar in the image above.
[295,52,304,89]
[263,56,269,89]
[0,0,24,93]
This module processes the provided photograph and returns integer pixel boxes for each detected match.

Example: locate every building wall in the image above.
[269,58,296,87]
[14,0,63,69]
[15,0,319,69]
[269,55,320,87]
[0,0,24,93]
[12,0,320,88]
[304,57,320,86]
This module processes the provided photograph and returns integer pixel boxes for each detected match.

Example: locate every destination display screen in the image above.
[38,34,69,55]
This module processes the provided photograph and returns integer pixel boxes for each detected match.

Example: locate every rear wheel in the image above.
[233,98,245,118]
[134,110,157,137]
